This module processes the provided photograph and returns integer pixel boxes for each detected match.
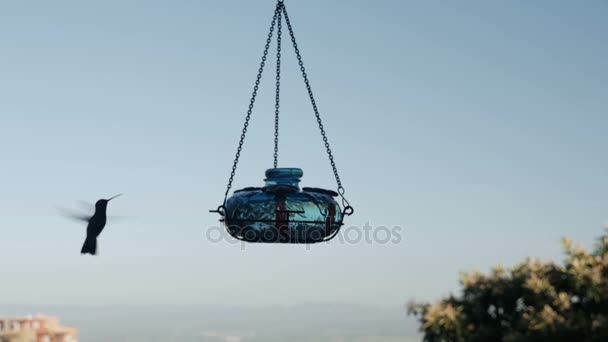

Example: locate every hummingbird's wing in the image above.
[56,206,91,222]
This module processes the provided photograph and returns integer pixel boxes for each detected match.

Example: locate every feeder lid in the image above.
[265,167,303,179]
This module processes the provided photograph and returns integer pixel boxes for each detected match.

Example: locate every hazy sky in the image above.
[1,0,606,308]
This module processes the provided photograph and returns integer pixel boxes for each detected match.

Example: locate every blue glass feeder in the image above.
[211,0,353,243]
[222,168,343,243]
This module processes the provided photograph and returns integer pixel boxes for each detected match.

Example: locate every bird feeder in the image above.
[211,0,353,243]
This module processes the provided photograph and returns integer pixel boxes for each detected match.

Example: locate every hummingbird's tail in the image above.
[81,237,97,255]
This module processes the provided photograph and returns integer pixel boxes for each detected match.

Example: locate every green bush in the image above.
[408,228,608,342]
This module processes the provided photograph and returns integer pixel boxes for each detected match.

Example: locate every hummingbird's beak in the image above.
[107,194,122,201]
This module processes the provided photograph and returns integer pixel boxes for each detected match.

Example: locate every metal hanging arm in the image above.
[281,3,353,216]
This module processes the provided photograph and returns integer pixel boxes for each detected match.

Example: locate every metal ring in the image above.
[209,205,226,216]
[343,206,354,216]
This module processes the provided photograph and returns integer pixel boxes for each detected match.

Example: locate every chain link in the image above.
[281,3,351,209]
[273,7,282,168]
[222,3,282,206]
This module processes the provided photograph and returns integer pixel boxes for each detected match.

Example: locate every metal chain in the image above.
[273,7,282,168]
[220,3,282,208]
[281,3,352,211]
[214,0,353,216]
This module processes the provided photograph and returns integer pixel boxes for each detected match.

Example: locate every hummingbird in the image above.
[80,194,122,255]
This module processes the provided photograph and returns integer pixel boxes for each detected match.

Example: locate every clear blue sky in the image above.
[0,0,606,308]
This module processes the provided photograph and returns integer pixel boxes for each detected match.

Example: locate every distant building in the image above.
[0,315,78,342]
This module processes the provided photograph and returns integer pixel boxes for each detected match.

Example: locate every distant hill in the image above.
[1,303,420,341]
